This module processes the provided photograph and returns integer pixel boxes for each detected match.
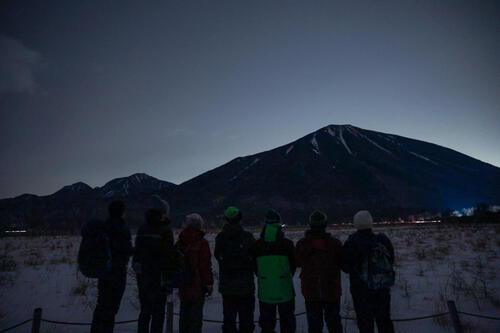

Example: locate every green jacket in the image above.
[251,224,296,304]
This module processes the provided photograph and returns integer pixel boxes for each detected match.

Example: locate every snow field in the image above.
[0,224,499,332]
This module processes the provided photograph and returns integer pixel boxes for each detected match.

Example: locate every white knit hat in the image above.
[353,210,373,230]
[185,213,204,230]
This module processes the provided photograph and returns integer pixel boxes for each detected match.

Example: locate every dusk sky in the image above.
[0,0,499,199]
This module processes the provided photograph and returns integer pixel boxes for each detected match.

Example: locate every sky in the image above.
[0,0,499,199]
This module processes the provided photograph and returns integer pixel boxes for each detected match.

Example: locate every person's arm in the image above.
[341,237,355,273]
[287,239,297,276]
[380,234,395,265]
[333,238,342,271]
[295,239,309,268]
[214,234,222,263]
[199,239,214,293]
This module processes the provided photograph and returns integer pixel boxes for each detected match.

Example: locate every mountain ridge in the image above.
[1,125,499,229]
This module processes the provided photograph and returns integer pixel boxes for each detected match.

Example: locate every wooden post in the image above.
[31,308,42,333]
[447,300,463,333]
[165,296,174,333]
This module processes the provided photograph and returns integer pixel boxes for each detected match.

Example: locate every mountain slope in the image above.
[1,125,499,228]
[168,125,500,223]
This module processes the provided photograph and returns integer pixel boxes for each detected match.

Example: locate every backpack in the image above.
[162,247,194,289]
[78,219,112,278]
[359,234,395,290]
[218,232,252,277]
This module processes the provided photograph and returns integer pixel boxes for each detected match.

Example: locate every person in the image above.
[251,209,296,333]
[341,210,395,333]
[133,195,179,333]
[296,210,342,333]
[176,213,214,333]
[214,206,256,333]
[91,200,133,333]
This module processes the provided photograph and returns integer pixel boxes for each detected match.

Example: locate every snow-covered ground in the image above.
[1,224,499,332]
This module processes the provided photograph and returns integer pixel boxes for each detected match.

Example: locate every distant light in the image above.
[5,230,27,233]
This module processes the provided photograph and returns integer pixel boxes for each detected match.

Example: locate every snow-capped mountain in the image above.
[97,173,174,198]
[1,125,499,228]
[169,125,500,223]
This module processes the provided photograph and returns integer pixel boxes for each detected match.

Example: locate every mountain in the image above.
[0,174,176,230]
[167,125,500,223]
[1,125,499,229]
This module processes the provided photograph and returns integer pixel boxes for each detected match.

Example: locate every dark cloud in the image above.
[0,35,41,94]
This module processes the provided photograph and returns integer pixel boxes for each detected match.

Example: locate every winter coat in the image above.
[176,226,214,302]
[251,224,296,304]
[104,216,133,275]
[296,229,342,302]
[133,217,178,275]
[341,229,394,289]
[214,223,256,296]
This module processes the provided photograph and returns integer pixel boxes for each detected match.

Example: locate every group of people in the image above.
[83,196,396,333]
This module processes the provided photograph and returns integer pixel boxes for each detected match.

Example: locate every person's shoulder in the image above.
[344,232,358,245]
[327,234,342,246]
[376,232,392,244]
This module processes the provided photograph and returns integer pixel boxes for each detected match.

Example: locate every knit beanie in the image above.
[265,209,281,224]
[353,210,373,230]
[186,213,204,230]
[224,206,242,224]
[309,210,328,227]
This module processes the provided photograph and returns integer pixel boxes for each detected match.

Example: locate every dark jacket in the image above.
[133,217,177,275]
[104,216,133,275]
[214,223,256,295]
[296,229,342,302]
[176,226,214,302]
[341,229,394,289]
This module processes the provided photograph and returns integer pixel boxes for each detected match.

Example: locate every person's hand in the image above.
[205,285,213,297]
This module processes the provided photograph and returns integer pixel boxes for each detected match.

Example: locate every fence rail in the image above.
[1,301,499,333]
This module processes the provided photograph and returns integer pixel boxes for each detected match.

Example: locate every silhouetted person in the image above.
[215,206,256,333]
[251,209,296,333]
[296,211,342,333]
[91,200,133,333]
[341,211,395,333]
[133,195,178,333]
[176,213,214,333]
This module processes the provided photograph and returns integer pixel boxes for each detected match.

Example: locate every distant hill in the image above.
[1,125,499,230]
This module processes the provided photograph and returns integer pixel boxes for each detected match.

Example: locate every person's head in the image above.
[353,210,373,230]
[265,209,281,225]
[224,206,242,224]
[145,195,170,224]
[108,200,125,218]
[185,213,204,231]
[309,210,328,229]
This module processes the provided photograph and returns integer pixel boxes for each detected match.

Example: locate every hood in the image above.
[179,225,205,245]
[260,223,283,242]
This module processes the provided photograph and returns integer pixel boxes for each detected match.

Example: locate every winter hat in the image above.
[186,213,204,230]
[309,210,328,227]
[224,206,242,224]
[265,209,281,224]
[353,210,373,230]
[108,200,125,218]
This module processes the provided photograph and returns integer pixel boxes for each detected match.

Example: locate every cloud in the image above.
[0,35,41,94]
